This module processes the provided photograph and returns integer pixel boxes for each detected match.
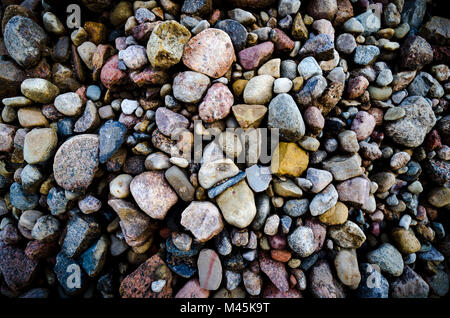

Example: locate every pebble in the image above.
[172,71,210,103]
[329,220,366,249]
[216,180,256,229]
[334,249,361,289]
[196,248,223,291]
[147,20,191,69]
[199,83,234,123]
[243,75,275,105]
[183,28,234,78]
[130,171,178,220]
[268,93,305,142]
[181,202,223,242]
[288,226,315,257]
[23,128,58,164]
[21,78,59,104]
[367,243,404,277]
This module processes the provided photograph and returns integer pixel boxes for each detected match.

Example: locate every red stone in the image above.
[199,83,234,123]
[100,55,127,89]
[273,28,294,52]
[0,245,39,291]
[238,41,274,70]
[259,251,289,292]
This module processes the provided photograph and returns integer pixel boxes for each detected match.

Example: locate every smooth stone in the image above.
[21,78,59,104]
[198,249,222,290]
[181,201,224,242]
[165,166,195,202]
[172,71,210,103]
[367,243,404,277]
[309,184,339,216]
[288,226,315,257]
[329,220,366,249]
[245,165,272,193]
[23,128,58,164]
[198,159,239,189]
[267,93,305,142]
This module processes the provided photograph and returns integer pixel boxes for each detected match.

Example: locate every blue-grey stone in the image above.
[431,222,445,240]
[47,187,69,216]
[54,252,89,296]
[268,93,305,141]
[283,199,309,217]
[367,243,404,277]
[280,215,292,234]
[10,182,38,210]
[354,45,380,65]
[166,253,196,278]
[86,85,101,101]
[399,161,422,182]
[356,263,389,298]
[401,0,427,32]
[215,19,248,51]
[165,237,201,257]
[98,120,127,163]
[80,235,109,277]
[208,171,246,199]
[250,193,270,231]
[57,118,74,139]
[417,245,444,262]
[299,253,318,271]
[62,215,101,258]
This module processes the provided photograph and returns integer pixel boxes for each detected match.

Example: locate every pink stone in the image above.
[259,251,289,292]
[197,249,222,290]
[312,19,335,40]
[351,111,376,141]
[130,171,178,220]
[268,234,287,250]
[175,278,210,298]
[155,107,189,137]
[238,41,274,70]
[304,218,327,252]
[262,282,302,298]
[100,55,127,89]
[183,28,235,78]
[198,83,234,123]
[0,124,17,152]
[347,76,369,99]
[304,106,325,131]
[337,177,371,206]
[273,28,294,52]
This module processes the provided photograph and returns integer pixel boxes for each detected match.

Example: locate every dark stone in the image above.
[9,182,39,211]
[166,253,197,278]
[208,171,246,199]
[98,120,127,163]
[298,34,334,60]
[47,186,68,216]
[19,288,49,298]
[181,0,212,16]
[52,36,70,63]
[424,158,450,187]
[0,60,27,98]
[61,214,101,258]
[54,252,89,296]
[215,19,248,52]
[4,15,48,68]
[356,263,389,298]
[401,0,426,32]
[400,35,433,70]
[0,245,39,291]
[57,118,74,139]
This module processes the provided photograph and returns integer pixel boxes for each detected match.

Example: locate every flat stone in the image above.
[180,201,223,242]
[271,142,309,177]
[334,248,361,289]
[197,249,222,290]
[259,251,289,292]
[130,171,178,220]
[232,104,268,129]
[183,28,234,78]
[306,168,333,193]
[337,177,370,206]
[53,134,99,191]
[246,165,272,193]
[80,235,109,277]
[322,154,363,181]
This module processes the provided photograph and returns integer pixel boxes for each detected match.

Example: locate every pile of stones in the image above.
[0,0,449,298]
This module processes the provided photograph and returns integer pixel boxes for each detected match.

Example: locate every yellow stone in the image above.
[110,1,133,26]
[232,104,267,129]
[319,202,349,225]
[391,228,421,254]
[377,28,395,39]
[292,76,304,91]
[271,142,309,177]
[232,79,248,97]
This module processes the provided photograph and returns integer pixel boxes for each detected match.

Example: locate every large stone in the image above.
[400,35,433,70]
[0,60,27,98]
[183,28,234,78]
[62,215,101,258]
[130,171,178,220]
[53,134,99,191]
[147,20,191,69]
[4,16,48,68]
[216,180,256,229]
[288,226,315,257]
[156,107,189,137]
[198,158,239,189]
[336,177,370,206]
[329,220,366,249]
[334,249,361,289]
[98,120,127,163]
[391,266,429,298]
[21,78,59,104]
[309,184,339,216]
[232,104,268,129]
[420,16,450,46]
[238,41,274,70]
